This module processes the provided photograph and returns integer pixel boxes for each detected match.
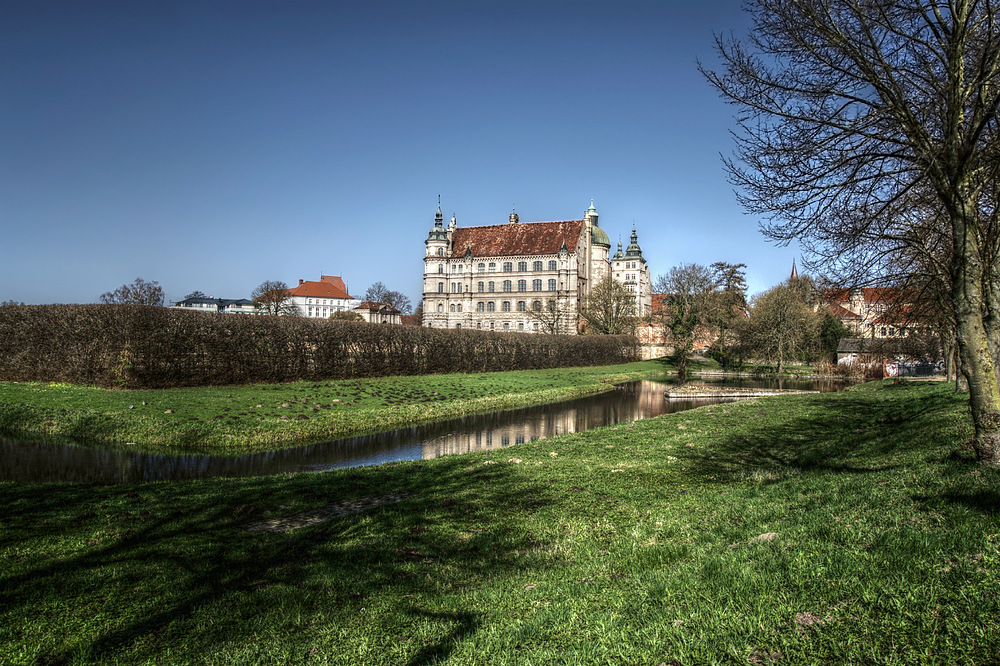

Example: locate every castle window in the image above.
[502,301,511,312]
[517,301,526,311]
[457,303,462,312]
[438,283,444,293]
[548,260,557,270]
[503,262,513,272]
[532,279,542,291]
[487,302,496,312]
[519,322,524,330]
[478,263,486,273]
[477,322,482,329]
[548,279,556,291]
[533,261,543,271]
[488,262,496,272]
[450,304,456,312]
[478,281,484,293]
[518,261,528,271]
[451,264,457,273]
[518,279,527,292]
[490,322,495,330]
[451,282,461,293]
[488,281,495,292]
[503,322,509,330]
[532,300,542,311]
[503,280,511,292]
[437,248,444,256]
[456,323,461,329]
[477,302,485,312]
[437,303,443,312]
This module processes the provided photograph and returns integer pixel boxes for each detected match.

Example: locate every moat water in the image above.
[1,376,848,484]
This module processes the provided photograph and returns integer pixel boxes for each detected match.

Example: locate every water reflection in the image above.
[1,377,845,484]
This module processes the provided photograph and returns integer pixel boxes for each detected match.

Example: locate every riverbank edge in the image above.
[0,361,676,454]
[2,381,997,664]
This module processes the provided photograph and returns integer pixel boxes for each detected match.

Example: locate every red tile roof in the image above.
[828,303,861,319]
[354,301,401,314]
[824,287,902,303]
[450,220,584,258]
[287,276,353,299]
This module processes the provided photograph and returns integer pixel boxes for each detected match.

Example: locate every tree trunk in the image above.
[952,211,1000,465]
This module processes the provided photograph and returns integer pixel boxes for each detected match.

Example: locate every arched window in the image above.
[502,280,511,292]
[517,301,526,312]
[457,303,462,312]
[437,264,444,273]
[532,300,542,311]
[437,303,443,312]
[477,281,484,293]
[478,263,486,273]
[502,301,511,312]
[437,248,444,256]
[533,261,543,271]
[456,323,461,329]
[532,279,542,291]
[548,279,556,291]
[450,303,455,312]
[487,302,495,312]
[438,283,444,293]
[518,279,526,292]
[488,281,495,292]
[548,260,557,270]
[518,261,528,271]
[488,262,496,272]
[477,302,485,312]
[503,262,512,272]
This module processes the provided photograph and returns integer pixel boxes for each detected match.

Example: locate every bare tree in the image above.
[363,281,413,314]
[578,276,637,335]
[655,264,715,378]
[703,0,1000,465]
[252,280,298,316]
[184,290,208,299]
[743,282,822,373]
[100,278,164,306]
[526,298,574,335]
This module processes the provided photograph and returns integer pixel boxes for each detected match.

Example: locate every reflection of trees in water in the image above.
[2,378,846,483]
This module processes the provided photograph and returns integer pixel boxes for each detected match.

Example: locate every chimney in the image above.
[298,279,304,286]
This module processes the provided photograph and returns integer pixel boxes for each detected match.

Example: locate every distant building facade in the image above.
[824,287,917,339]
[286,275,360,319]
[421,202,649,334]
[171,297,256,314]
[354,301,402,324]
[611,227,653,318]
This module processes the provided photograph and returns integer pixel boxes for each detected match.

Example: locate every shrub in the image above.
[0,305,640,388]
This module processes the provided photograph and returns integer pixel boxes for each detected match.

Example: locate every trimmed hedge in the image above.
[0,305,641,389]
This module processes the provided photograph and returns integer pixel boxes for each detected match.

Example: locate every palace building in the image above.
[422,202,651,334]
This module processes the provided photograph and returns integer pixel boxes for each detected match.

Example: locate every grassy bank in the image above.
[0,361,668,453]
[2,381,998,664]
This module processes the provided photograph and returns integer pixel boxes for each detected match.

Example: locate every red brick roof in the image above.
[287,276,353,299]
[450,220,584,258]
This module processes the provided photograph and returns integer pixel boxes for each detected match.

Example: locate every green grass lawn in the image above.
[2,380,998,664]
[0,361,670,453]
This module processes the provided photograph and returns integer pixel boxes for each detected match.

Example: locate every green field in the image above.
[0,360,675,453]
[2,379,998,664]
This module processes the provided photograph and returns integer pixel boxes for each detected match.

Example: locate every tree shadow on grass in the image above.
[0,456,552,663]
[680,383,968,484]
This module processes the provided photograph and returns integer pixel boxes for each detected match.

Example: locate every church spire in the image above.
[790,259,799,280]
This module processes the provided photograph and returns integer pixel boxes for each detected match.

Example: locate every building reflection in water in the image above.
[1,377,845,484]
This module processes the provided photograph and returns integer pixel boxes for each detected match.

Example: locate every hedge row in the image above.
[0,305,641,389]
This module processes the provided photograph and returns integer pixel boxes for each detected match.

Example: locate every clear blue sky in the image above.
[1,0,801,307]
